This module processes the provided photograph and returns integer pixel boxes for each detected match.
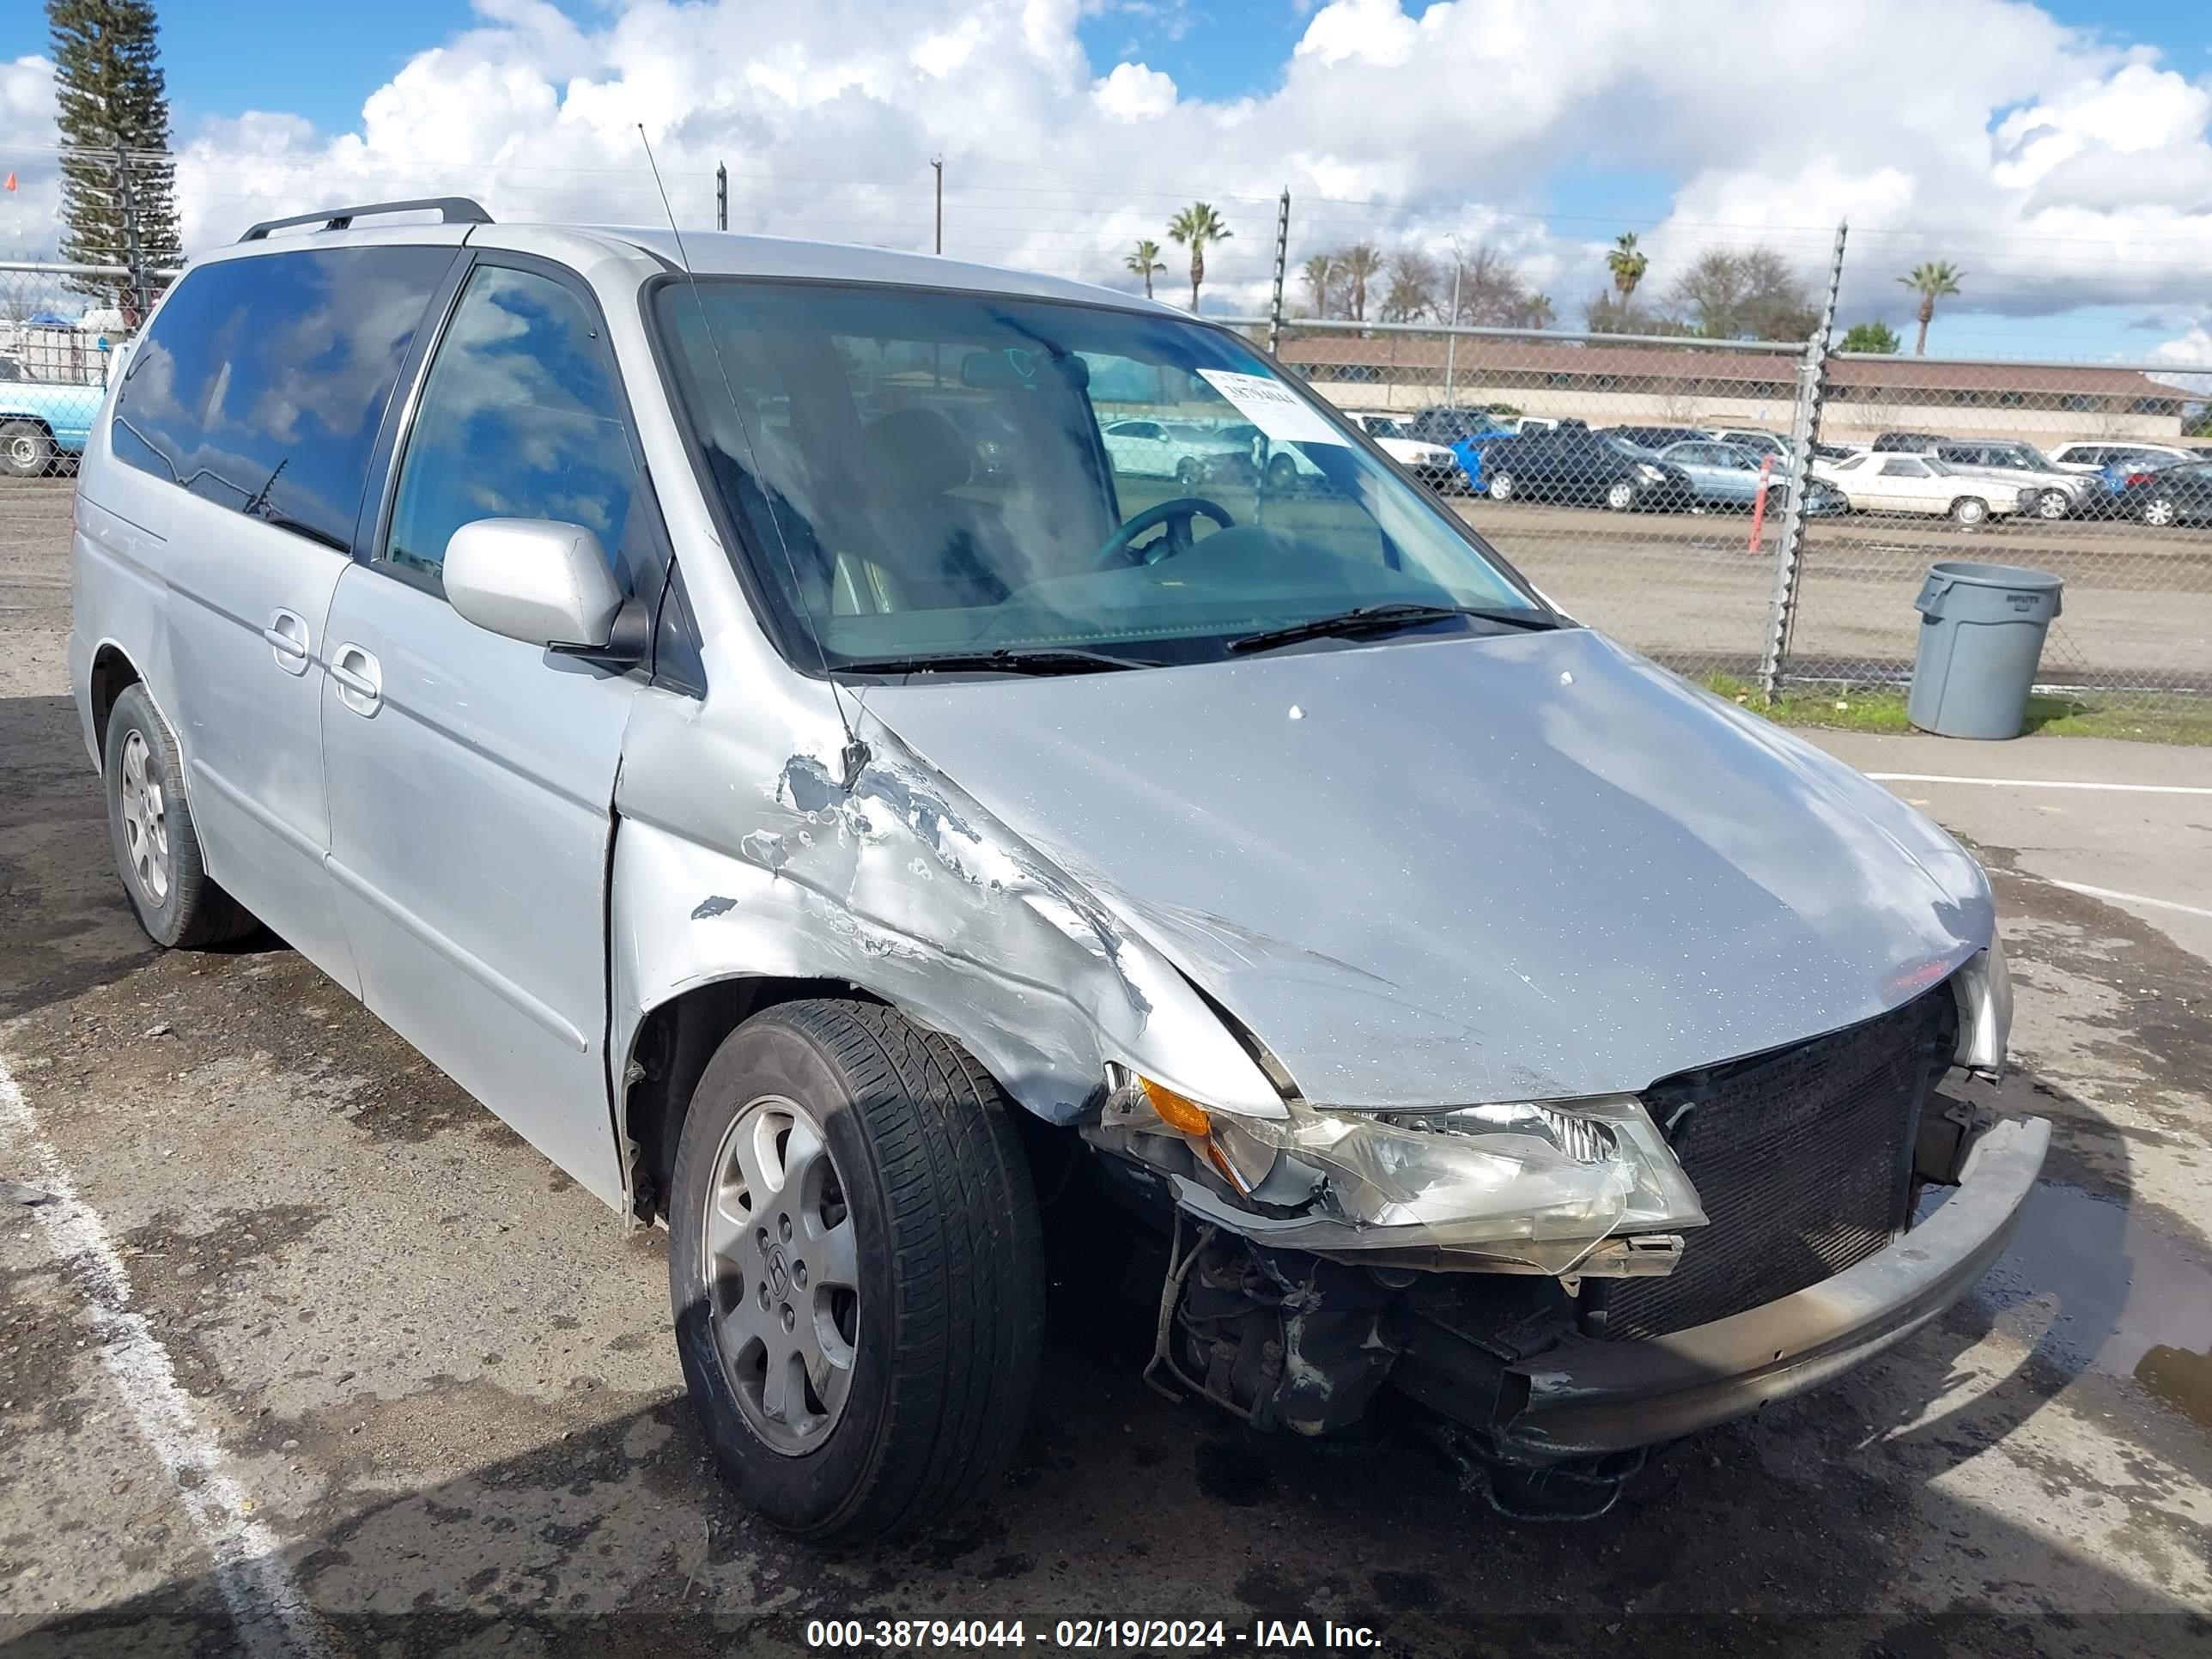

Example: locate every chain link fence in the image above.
[1255,316,2212,712]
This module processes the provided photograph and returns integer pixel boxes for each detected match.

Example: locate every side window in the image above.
[384,264,636,582]
[110,246,455,548]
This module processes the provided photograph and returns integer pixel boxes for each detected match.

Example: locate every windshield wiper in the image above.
[1226,602,1558,655]
[833,646,1164,677]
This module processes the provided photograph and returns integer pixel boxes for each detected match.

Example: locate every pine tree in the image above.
[47,0,182,314]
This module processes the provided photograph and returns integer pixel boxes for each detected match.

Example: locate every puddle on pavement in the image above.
[1944,1182,2212,1430]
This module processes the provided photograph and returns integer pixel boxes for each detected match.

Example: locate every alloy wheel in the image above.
[118,729,171,905]
[702,1094,860,1455]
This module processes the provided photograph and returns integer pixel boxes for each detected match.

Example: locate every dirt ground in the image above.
[3,478,2209,1657]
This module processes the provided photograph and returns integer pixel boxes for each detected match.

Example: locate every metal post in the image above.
[931,156,944,255]
[114,147,149,324]
[1266,189,1289,357]
[1757,220,1847,702]
[1445,263,1463,404]
[715,163,727,231]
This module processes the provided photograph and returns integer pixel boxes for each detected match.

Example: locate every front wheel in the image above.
[668,1000,1045,1541]
[2036,489,2070,520]
[2142,496,2179,527]
[1266,453,1298,489]
[1604,479,1638,512]
[1486,471,1517,502]
[1950,496,1990,526]
[1175,457,1202,486]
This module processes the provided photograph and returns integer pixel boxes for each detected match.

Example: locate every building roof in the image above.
[1270,332,2179,398]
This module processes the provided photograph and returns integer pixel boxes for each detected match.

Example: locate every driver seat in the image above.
[847,408,1012,612]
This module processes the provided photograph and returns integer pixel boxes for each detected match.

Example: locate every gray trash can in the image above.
[1907,561,2064,739]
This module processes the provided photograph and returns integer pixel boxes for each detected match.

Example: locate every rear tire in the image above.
[1,421,53,479]
[1950,496,1990,526]
[102,684,259,949]
[668,999,1045,1541]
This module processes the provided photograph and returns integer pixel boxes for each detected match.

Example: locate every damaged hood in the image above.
[864,628,1990,1110]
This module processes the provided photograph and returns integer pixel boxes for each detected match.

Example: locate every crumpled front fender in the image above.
[610,663,1282,1204]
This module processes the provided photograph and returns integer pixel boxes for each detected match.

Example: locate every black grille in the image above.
[1599,987,1954,1342]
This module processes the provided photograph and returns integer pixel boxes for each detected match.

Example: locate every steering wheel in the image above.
[1092,495,1236,569]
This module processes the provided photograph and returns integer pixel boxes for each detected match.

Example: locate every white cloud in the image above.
[1091,61,1176,122]
[5,2,2212,346]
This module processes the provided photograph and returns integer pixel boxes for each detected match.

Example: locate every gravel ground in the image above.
[3,477,2209,1656]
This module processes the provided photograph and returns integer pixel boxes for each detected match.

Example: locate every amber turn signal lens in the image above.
[1138,1077,1212,1135]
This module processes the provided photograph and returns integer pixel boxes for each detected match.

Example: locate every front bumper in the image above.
[1489,1114,2048,1461]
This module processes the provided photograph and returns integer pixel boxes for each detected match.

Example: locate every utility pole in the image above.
[1267,189,1290,357]
[931,156,944,255]
[715,163,727,232]
[113,147,148,324]
[1443,233,1464,405]
[1757,219,1848,702]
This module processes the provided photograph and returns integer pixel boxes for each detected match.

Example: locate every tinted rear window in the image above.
[110,246,456,550]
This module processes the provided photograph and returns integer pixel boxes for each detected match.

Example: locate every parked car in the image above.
[1405,404,1502,446]
[1652,441,1846,515]
[1811,452,2029,523]
[0,356,102,477]
[1709,428,1789,459]
[1869,430,1949,453]
[1480,429,1695,512]
[2114,459,2212,526]
[70,197,2040,1538]
[1343,409,1462,488]
[2046,440,2194,476]
[1930,441,2085,520]
[1444,423,1522,494]
[1212,420,1327,490]
[1101,417,1252,484]
[1607,424,1715,452]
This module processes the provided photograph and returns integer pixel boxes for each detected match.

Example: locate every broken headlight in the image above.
[1952,937,2011,1076]
[1125,1076,1706,1256]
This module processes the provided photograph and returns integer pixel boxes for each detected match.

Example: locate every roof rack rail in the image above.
[239,198,493,244]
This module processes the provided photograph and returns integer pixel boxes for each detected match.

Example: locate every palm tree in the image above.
[1523,292,1556,329]
[1166,202,1232,312]
[1898,261,1964,356]
[1124,238,1165,301]
[1606,232,1648,302]
[1300,252,1335,318]
[1338,241,1383,322]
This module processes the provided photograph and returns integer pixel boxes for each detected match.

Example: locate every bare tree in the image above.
[1665,247,1819,341]
[1447,245,1538,326]
[1381,248,1439,321]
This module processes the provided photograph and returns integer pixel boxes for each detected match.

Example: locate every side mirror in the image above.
[444,519,623,650]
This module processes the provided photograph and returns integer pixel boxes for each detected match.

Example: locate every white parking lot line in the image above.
[2043,879,2212,923]
[1865,772,2212,796]
[0,1054,332,1659]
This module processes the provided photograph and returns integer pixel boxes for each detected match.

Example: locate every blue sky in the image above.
[9,1,2212,359]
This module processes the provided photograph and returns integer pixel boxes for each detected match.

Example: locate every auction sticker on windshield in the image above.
[1197,369,1350,446]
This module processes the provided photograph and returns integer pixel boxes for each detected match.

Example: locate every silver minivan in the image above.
[70,199,2045,1536]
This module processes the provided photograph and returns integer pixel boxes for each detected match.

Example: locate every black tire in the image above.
[1950,496,1990,526]
[2036,489,2069,520]
[1604,478,1638,512]
[1266,453,1297,489]
[2142,496,2179,528]
[668,999,1045,1541]
[2,420,54,479]
[1486,470,1516,502]
[1175,457,1202,486]
[102,683,259,949]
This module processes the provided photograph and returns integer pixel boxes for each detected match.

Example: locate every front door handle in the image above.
[263,609,311,675]
[331,644,382,715]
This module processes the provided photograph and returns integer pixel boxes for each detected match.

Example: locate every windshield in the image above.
[653,281,1543,672]
[1606,436,1655,458]
[1360,416,1409,440]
